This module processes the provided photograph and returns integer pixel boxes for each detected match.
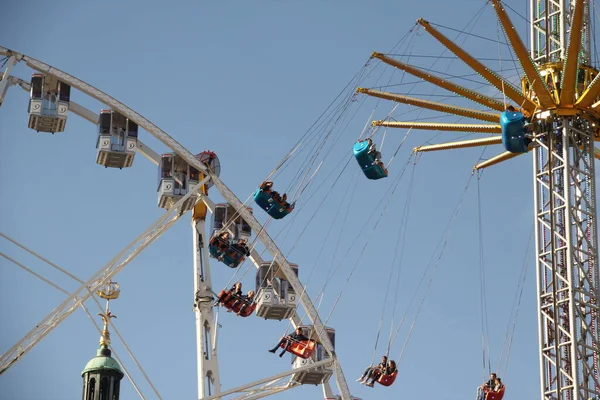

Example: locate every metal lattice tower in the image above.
[356,1,600,399]
[531,2,599,399]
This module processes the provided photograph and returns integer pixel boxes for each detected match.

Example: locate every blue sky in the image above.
[0,0,590,399]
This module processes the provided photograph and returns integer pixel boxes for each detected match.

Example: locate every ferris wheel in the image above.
[0,45,357,400]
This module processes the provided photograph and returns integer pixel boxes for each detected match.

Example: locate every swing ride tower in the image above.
[358,0,600,399]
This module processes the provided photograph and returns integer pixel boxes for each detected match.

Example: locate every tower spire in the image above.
[97,282,119,349]
[82,281,124,400]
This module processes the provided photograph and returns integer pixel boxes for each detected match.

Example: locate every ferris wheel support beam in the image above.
[0,45,352,399]
[0,56,17,107]
[533,118,600,400]
[0,181,206,375]
[200,359,331,400]
[193,218,221,399]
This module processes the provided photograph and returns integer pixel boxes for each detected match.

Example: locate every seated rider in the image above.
[260,181,293,213]
[213,282,243,306]
[268,327,309,358]
[233,239,250,256]
[364,359,396,387]
[365,137,382,162]
[490,377,503,394]
[260,181,274,194]
[210,231,230,251]
[234,290,256,315]
[357,355,387,385]
[277,193,294,212]
[477,373,498,400]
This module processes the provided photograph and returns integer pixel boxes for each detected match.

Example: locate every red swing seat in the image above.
[231,300,257,317]
[216,290,233,305]
[377,370,398,387]
[216,290,256,317]
[280,339,316,359]
[485,386,506,400]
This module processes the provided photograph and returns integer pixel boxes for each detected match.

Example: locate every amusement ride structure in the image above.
[357,0,600,399]
[1,1,600,400]
[0,50,353,400]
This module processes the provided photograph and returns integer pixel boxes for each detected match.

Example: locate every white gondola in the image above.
[292,326,335,385]
[27,73,70,133]
[211,203,253,241]
[255,261,298,320]
[157,153,200,212]
[96,109,138,168]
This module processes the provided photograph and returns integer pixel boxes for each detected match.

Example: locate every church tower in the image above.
[81,282,124,400]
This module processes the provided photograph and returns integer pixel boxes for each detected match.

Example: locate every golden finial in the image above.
[96,281,120,300]
[98,310,117,348]
[96,281,119,348]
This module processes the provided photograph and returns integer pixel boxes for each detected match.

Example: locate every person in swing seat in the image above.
[213,282,243,307]
[235,290,256,315]
[364,359,396,387]
[232,238,250,257]
[357,355,387,384]
[477,372,498,400]
[260,181,273,193]
[268,327,309,357]
[364,137,382,162]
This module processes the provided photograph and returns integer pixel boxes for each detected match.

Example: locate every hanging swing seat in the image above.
[353,141,388,180]
[500,111,531,154]
[208,237,227,259]
[216,290,256,317]
[231,300,256,317]
[208,235,245,268]
[280,339,316,359]
[221,245,247,268]
[253,188,294,219]
[376,370,398,386]
[485,386,506,400]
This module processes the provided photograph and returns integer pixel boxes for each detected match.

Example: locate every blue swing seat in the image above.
[208,236,245,268]
[209,244,224,259]
[221,247,246,268]
[353,141,388,180]
[253,189,293,220]
[500,111,531,154]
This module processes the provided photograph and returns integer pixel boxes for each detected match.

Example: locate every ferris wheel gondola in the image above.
[27,73,70,133]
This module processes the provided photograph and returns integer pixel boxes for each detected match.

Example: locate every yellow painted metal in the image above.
[193,202,208,221]
[576,73,600,108]
[373,121,501,133]
[491,0,555,109]
[417,18,536,114]
[414,136,503,153]
[371,52,507,112]
[192,173,208,221]
[560,0,585,106]
[474,151,522,170]
[357,88,500,122]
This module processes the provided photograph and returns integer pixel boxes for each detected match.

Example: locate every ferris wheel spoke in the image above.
[0,55,17,106]
[200,358,332,400]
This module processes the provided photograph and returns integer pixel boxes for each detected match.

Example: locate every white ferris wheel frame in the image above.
[0,46,354,400]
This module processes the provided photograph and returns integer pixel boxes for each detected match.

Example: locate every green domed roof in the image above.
[82,347,123,377]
